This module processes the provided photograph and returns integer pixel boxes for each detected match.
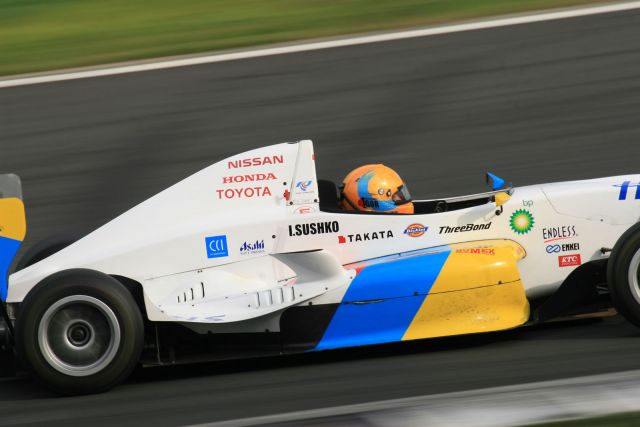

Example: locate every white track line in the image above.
[185,369,640,427]
[2,1,640,88]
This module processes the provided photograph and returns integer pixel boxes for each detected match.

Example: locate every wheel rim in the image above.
[629,249,640,305]
[37,295,121,377]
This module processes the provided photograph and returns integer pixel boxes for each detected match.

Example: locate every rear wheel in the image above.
[608,223,640,327]
[15,269,143,395]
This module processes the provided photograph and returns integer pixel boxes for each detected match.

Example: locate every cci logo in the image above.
[296,180,313,192]
[614,181,640,200]
[205,235,228,259]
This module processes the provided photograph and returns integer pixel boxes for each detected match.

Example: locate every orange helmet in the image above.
[340,164,414,214]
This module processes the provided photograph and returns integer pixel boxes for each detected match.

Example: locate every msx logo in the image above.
[205,235,228,259]
[614,181,640,200]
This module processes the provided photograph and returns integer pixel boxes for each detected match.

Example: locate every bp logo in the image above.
[510,209,535,235]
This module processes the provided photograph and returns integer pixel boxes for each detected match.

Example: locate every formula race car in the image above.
[1,140,640,394]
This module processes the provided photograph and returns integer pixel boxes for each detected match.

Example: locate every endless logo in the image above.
[404,223,428,237]
[338,230,394,244]
[205,235,228,259]
[543,226,577,242]
[288,221,339,236]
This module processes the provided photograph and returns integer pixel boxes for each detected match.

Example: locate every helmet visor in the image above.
[392,185,412,205]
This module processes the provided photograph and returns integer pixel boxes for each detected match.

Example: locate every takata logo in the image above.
[296,180,313,192]
[614,181,640,200]
[404,223,428,237]
[205,235,228,259]
[558,254,581,267]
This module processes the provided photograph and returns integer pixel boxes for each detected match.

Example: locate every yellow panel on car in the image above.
[402,240,529,341]
[0,198,26,242]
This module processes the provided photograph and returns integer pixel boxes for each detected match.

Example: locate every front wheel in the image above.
[15,269,144,395]
[608,223,640,327]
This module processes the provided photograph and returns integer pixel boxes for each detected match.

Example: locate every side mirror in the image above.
[487,172,508,191]
[493,191,511,215]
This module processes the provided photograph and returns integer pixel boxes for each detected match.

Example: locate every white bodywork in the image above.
[8,141,640,332]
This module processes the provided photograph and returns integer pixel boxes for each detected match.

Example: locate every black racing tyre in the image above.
[608,223,640,328]
[14,269,144,395]
[15,233,82,271]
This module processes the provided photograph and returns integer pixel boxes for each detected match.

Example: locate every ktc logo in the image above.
[614,181,640,200]
[296,180,313,192]
[205,235,228,259]
[558,254,581,267]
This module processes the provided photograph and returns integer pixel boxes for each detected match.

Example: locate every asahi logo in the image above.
[288,221,339,236]
[338,230,394,244]
[240,239,265,255]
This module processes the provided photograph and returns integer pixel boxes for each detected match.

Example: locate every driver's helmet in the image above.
[340,164,414,214]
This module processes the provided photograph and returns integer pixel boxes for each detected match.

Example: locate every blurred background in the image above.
[1,1,640,425]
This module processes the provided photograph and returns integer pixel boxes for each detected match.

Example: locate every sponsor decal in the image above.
[542,225,578,243]
[222,173,277,184]
[558,254,581,267]
[360,199,380,209]
[205,235,228,259]
[216,187,272,199]
[240,239,265,255]
[294,205,316,214]
[404,223,428,237]
[614,181,640,200]
[295,180,313,192]
[456,248,496,255]
[227,155,284,169]
[522,200,534,208]
[546,243,580,254]
[510,209,535,235]
[439,223,492,234]
[338,230,394,244]
[288,221,339,236]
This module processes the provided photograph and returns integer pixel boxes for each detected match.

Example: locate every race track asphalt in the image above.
[1,6,640,427]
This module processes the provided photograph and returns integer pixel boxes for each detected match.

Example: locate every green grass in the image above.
[533,412,640,426]
[0,0,613,76]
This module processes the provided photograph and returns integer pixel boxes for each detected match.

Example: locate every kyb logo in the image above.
[205,235,228,259]
[558,254,581,267]
[288,221,339,237]
[295,180,313,192]
[614,181,640,200]
[338,230,394,244]
[240,239,265,255]
[546,243,580,254]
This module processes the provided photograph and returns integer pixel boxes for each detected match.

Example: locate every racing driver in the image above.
[340,164,414,214]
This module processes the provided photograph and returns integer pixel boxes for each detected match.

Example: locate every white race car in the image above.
[1,140,640,394]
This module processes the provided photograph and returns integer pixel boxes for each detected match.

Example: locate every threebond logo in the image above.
[614,181,640,200]
[510,209,535,235]
[205,235,228,259]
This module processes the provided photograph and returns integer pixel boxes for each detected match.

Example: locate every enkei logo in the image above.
[558,254,581,267]
[295,180,313,192]
[614,181,640,200]
[404,223,428,237]
[546,243,580,254]
[205,235,228,259]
